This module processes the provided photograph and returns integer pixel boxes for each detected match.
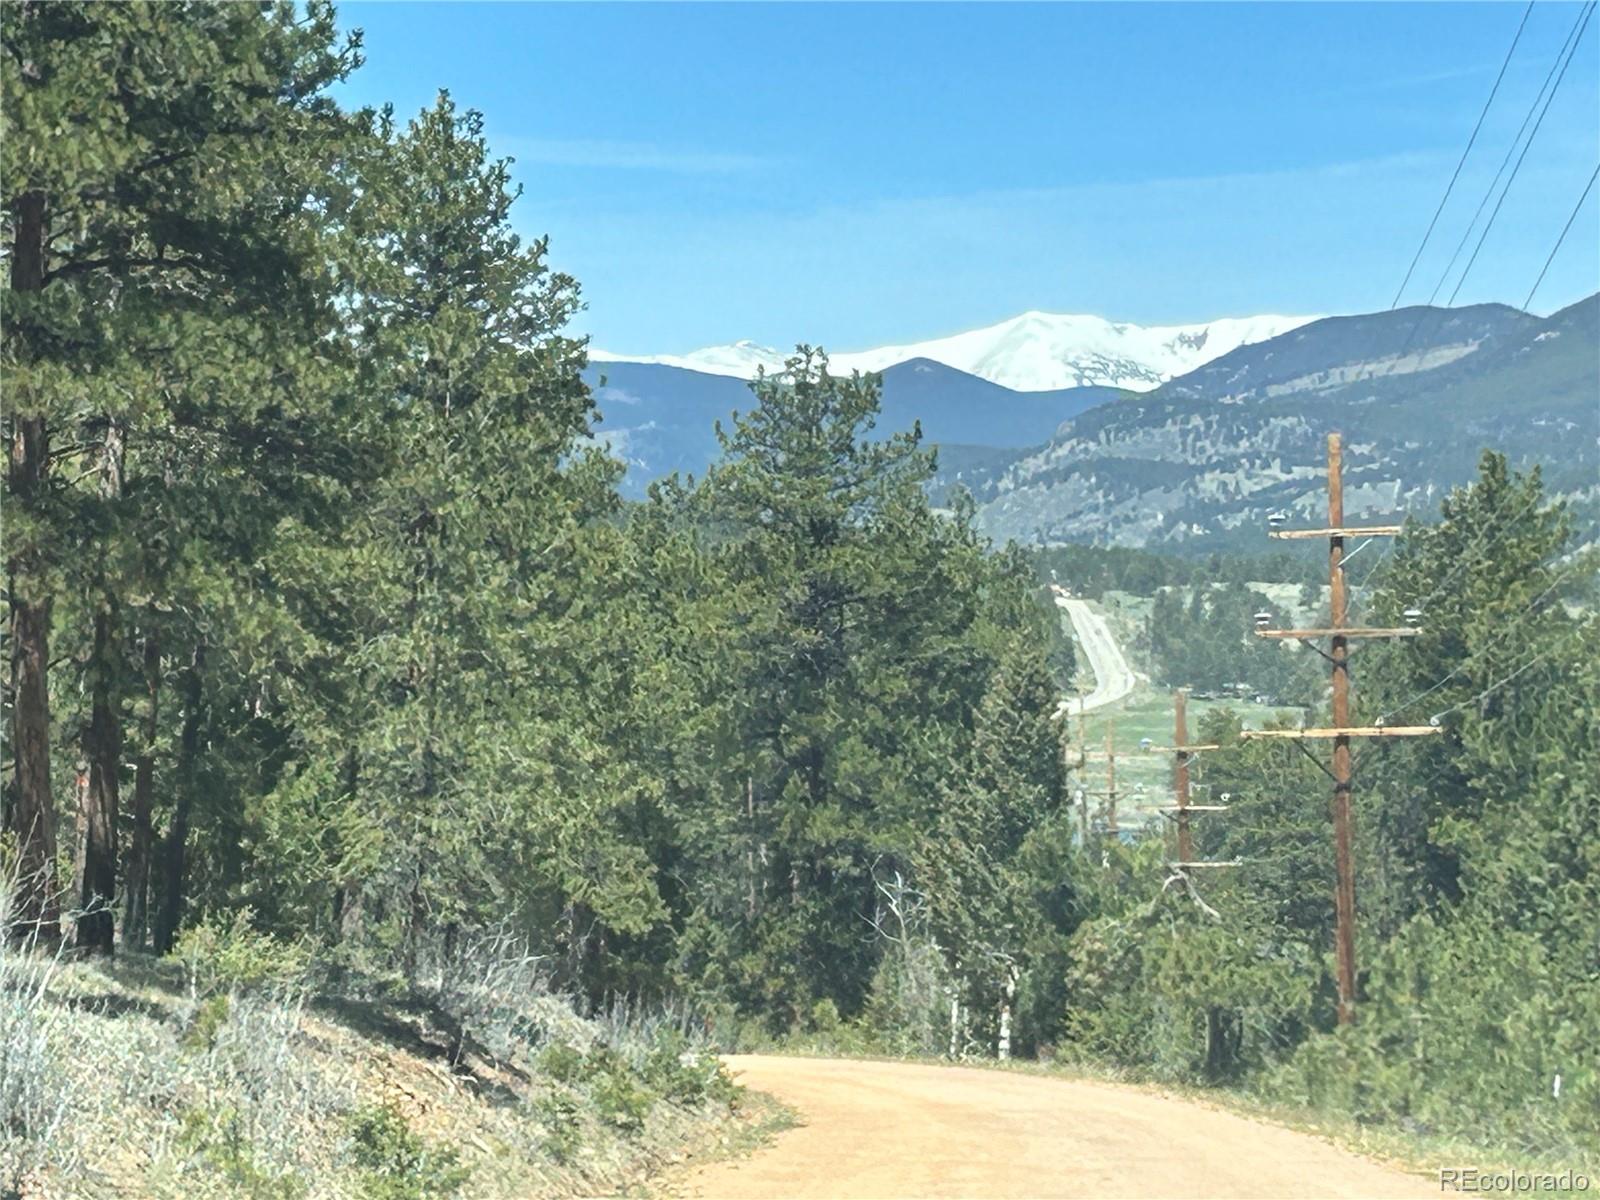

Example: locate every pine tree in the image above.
[2,0,361,947]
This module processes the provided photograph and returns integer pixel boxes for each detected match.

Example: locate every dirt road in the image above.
[1054,593,1138,716]
[677,1056,1435,1200]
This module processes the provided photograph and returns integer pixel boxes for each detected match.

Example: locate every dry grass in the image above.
[0,931,744,1200]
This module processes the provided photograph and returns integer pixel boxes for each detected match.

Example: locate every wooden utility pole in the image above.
[1174,692,1195,863]
[1072,716,1122,849]
[1142,692,1227,872]
[1246,432,1440,1025]
[1326,433,1358,1027]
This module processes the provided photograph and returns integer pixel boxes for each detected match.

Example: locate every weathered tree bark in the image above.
[122,631,160,949]
[76,418,127,954]
[70,766,88,942]
[152,641,205,954]
[75,599,122,953]
[6,189,60,942]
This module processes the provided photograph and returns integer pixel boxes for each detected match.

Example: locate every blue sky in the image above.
[334,2,1600,353]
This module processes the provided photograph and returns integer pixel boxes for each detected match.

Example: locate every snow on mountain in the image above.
[591,311,1321,393]
[588,340,789,378]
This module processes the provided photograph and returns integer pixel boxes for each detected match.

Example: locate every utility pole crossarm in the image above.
[1168,860,1243,869]
[1241,726,1441,740]
[1268,525,1404,540]
[1255,628,1420,640]
[1144,743,1222,753]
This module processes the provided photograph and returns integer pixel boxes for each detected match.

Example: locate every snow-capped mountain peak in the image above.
[592,311,1321,393]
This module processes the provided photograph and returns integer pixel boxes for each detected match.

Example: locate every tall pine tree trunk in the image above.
[153,641,205,954]
[330,750,362,943]
[6,190,60,942]
[76,419,126,953]
[123,631,159,949]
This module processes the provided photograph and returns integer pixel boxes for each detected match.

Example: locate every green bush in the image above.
[183,993,233,1051]
[642,1028,739,1107]
[587,1049,654,1135]
[808,998,841,1035]
[532,1092,583,1163]
[177,1102,307,1200]
[1260,915,1600,1163]
[173,909,311,999]
[345,1103,469,1200]
[537,1041,585,1086]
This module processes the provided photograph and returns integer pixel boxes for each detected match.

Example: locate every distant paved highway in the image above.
[1052,589,1138,716]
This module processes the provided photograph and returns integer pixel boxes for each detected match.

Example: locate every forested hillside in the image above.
[973,296,1600,548]
[3,3,1597,1195]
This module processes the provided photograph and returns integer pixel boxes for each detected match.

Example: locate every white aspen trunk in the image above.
[997,967,1018,1060]
[949,994,960,1059]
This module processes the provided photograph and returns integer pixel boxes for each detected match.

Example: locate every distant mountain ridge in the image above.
[592,310,1317,393]
[585,297,1597,539]
[963,296,1599,549]
[585,357,1121,496]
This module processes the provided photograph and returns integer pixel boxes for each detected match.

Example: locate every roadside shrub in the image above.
[808,998,841,1036]
[858,939,953,1056]
[183,993,233,1051]
[345,1103,469,1200]
[1261,914,1600,1165]
[537,1041,585,1086]
[161,990,358,1190]
[174,909,310,1000]
[643,1027,738,1107]
[588,1058,653,1135]
[177,1101,308,1200]
[532,1092,582,1163]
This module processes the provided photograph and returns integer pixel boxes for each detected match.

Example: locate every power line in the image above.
[1349,475,1548,629]
[1428,1,1596,308]
[1377,554,1595,722]
[1396,482,1550,619]
[1390,0,1536,309]
[1523,163,1600,310]
[1429,619,1592,723]
[1376,0,1598,384]
[1447,0,1597,306]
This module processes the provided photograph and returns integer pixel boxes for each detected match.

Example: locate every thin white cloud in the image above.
[499,136,777,173]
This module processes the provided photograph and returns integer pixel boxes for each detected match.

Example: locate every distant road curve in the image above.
[677,1055,1434,1199]
[1051,588,1138,715]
